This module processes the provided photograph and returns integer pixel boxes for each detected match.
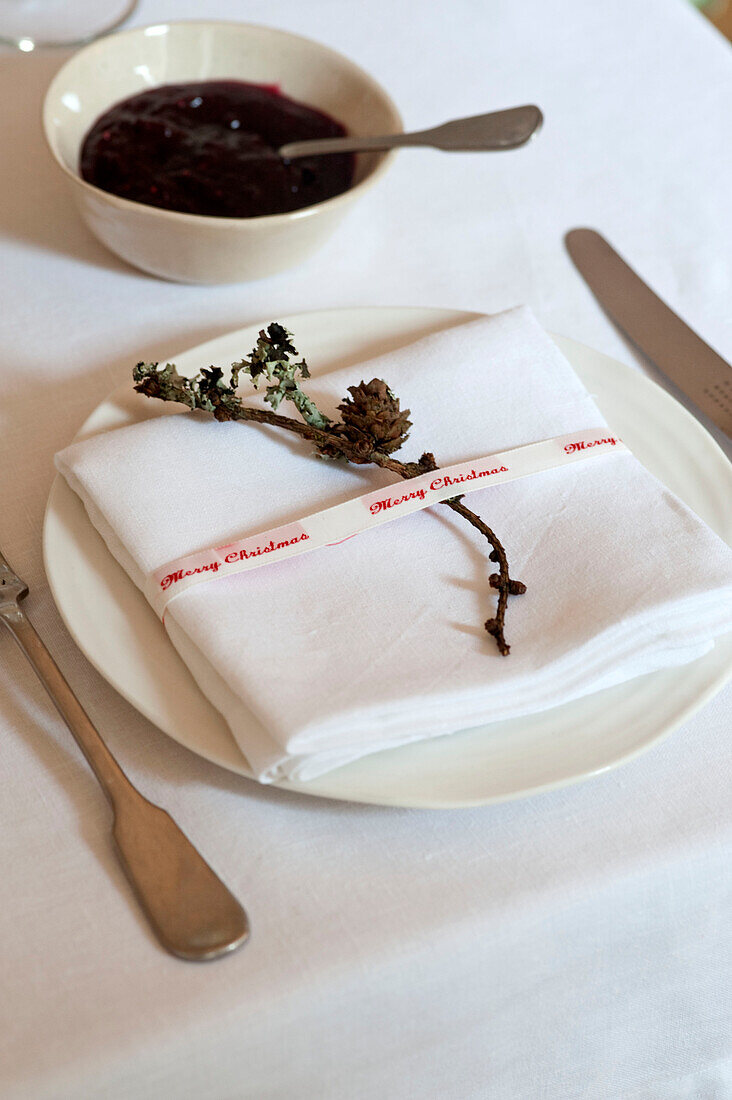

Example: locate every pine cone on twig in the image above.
[335,379,412,461]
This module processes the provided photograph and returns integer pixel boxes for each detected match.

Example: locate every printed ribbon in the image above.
[145,428,628,618]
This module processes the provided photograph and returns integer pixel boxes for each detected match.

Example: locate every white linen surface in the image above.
[55,307,732,781]
[4,1,732,1098]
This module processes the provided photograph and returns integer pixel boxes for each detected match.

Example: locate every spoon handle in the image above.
[280,104,542,159]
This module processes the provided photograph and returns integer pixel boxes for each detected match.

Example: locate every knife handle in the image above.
[0,605,249,960]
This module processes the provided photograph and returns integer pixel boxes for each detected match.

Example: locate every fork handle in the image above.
[0,605,249,960]
[3,606,133,799]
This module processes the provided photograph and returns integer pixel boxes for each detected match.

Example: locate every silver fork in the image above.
[0,546,249,961]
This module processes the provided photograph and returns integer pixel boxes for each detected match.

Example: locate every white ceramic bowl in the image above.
[42,21,401,283]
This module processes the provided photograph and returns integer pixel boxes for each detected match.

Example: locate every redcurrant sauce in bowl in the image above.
[80,80,355,219]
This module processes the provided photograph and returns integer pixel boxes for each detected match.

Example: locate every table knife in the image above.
[565,228,732,438]
[0,546,249,961]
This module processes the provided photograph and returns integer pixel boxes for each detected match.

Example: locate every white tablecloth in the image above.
[1,1,731,1097]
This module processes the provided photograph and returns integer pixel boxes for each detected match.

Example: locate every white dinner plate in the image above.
[43,307,732,808]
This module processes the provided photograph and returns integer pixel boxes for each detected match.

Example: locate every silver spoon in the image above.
[280,104,542,159]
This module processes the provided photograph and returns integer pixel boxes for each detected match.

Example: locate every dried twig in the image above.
[133,323,525,653]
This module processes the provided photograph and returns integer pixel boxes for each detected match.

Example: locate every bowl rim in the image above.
[41,18,403,228]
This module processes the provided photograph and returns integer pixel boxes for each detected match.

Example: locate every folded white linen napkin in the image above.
[55,307,732,781]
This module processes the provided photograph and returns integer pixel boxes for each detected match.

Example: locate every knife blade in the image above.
[565,228,732,438]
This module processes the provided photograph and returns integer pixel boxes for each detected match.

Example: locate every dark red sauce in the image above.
[80,80,355,218]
